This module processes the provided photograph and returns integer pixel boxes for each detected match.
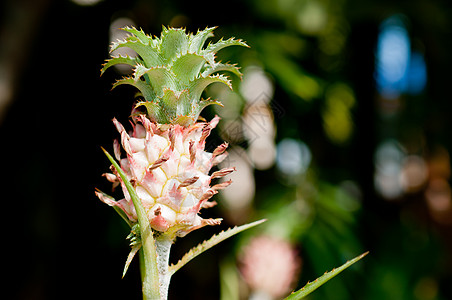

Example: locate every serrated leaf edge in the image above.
[168,219,266,275]
[123,243,141,278]
[284,251,369,300]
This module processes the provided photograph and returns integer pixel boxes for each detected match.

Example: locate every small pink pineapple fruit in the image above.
[98,114,234,237]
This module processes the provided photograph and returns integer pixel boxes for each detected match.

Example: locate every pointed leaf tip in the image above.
[204,37,249,54]
[285,251,368,300]
[160,27,189,62]
[201,62,243,80]
[121,26,151,45]
[189,26,217,53]
[122,244,141,278]
[100,55,139,76]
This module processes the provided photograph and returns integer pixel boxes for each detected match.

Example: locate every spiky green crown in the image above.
[101,26,248,126]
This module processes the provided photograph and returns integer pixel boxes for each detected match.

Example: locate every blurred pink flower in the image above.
[240,236,301,299]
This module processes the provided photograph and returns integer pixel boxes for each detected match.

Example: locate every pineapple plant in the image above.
[95,26,265,299]
[95,25,367,300]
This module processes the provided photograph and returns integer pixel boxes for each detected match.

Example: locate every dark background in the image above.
[2,0,452,299]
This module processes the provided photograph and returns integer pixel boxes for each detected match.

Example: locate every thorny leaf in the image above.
[285,251,369,300]
[169,219,266,275]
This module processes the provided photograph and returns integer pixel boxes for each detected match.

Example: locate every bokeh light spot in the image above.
[374,140,405,199]
[375,15,411,99]
[276,138,311,177]
[109,17,137,74]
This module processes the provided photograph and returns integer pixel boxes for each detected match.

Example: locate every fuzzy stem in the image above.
[155,235,173,300]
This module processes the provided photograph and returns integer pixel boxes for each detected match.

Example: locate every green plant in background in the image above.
[96,26,366,299]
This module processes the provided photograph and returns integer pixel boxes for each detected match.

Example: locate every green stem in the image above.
[102,148,161,299]
[139,226,160,300]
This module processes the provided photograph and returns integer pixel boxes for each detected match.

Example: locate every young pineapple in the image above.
[96,26,247,239]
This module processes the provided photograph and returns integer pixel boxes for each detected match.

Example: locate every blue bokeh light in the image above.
[407,51,427,95]
[375,15,411,99]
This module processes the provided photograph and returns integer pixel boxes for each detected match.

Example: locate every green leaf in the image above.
[219,258,240,300]
[202,63,243,79]
[171,53,208,85]
[160,27,189,62]
[123,223,142,278]
[263,52,321,101]
[158,89,179,114]
[101,148,160,299]
[141,66,178,97]
[133,63,151,80]
[135,101,169,124]
[196,98,223,115]
[123,243,141,278]
[112,77,156,102]
[169,219,266,275]
[189,74,232,102]
[204,37,249,54]
[122,26,151,45]
[285,251,369,300]
[169,115,197,127]
[158,89,191,116]
[101,55,141,75]
[111,38,163,68]
[189,27,216,53]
